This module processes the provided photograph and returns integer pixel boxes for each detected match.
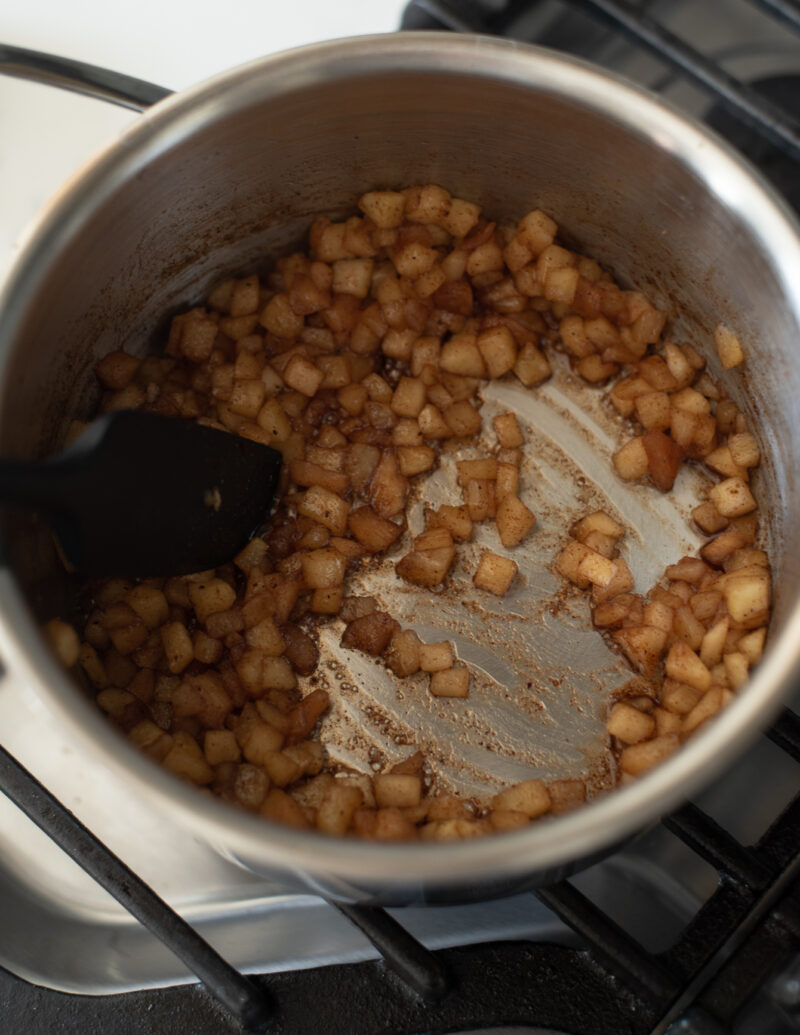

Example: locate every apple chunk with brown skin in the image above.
[642,429,683,492]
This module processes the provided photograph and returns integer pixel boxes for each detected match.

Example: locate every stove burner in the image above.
[706,75,800,213]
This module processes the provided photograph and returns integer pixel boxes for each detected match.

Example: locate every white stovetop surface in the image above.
[0,0,406,280]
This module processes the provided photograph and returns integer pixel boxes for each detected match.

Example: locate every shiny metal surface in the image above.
[0,43,171,111]
[0,33,799,902]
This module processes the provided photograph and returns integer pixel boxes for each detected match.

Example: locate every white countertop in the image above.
[0,0,406,277]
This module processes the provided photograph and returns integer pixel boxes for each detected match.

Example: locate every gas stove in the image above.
[1,1,800,1033]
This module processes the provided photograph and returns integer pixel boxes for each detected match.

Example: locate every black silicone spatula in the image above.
[0,410,282,577]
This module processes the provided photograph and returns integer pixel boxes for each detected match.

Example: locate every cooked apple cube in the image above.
[660,680,702,715]
[457,458,499,485]
[642,429,683,492]
[611,625,667,677]
[426,504,473,541]
[606,702,656,744]
[413,528,454,553]
[665,641,712,692]
[619,734,680,776]
[440,333,486,377]
[692,501,729,535]
[513,343,552,387]
[341,612,400,656]
[347,506,403,552]
[429,665,471,698]
[374,773,422,809]
[478,325,517,379]
[577,548,617,588]
[464,478,496,522]
[474,550,518,597]
[709,477,757,518]
[283,355,323,397]
[491,778,551,818]
[555,540,593,588]
[397,445,436,477]
[419,641,454,672]
[495,494,536,548]
[714,323,746,369]
[613,436,649,481]
[570,511,625,542]
[316,782,364,835]
[396,545,456,587]
[492,411,524,448]
[722,570,770,625]
[358,190,406,228]
[297,485,349,535]
[682,686,729,736]
[442,400,482,440]
[385,629,422,677]
[591,558,635,604]
[634,391,671,431]
[728,432,760,468]
[391,377,427,418]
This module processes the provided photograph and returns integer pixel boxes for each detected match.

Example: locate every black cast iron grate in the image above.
[401,0,800,164]
[2,709,800,1033]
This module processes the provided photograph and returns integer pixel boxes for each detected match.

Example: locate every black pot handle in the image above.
[0,43,172,112]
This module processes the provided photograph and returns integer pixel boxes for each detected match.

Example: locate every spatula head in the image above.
[50,411,282,577]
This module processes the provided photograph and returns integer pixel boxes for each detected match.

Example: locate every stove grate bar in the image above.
[0,745,272,1033]
[535,880,679,1004]
[663,802,773,890]
[401,0,800,163]
[332,902,450,1002]
[766,707,800,763]
[568,0,800,162]
[751,0,800,36]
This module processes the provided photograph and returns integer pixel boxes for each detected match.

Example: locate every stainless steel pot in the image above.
[0,33,799,905]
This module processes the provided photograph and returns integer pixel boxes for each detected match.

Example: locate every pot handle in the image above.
[0,43,171,112]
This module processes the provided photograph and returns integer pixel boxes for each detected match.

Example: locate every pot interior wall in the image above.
[0,56,796,660]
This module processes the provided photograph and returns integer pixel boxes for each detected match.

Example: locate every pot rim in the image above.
[1,31,799,890]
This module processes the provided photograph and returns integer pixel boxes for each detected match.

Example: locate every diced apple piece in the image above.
[682,686,729,736]
[619,734,680,776]
[492,411,523,448]
[709,477,757,518]
[723,651,749,690]
[396,545,456,588]
[297,485,349,535]
[478,325,517,379]
[341,612,400,656]
[665,641,712,692]
[714,323,746,369]
[728,432,760,468]
[571,511,625,542]
[348,506,403,552]
[495,494,536,548]
[612,626,667,677]
[473,550,518,596]
[577,549,617,588]
[374,774,422,809]
[419,642,454,672]
[642,429,683,492]
[513,343,551,387]
[555,540,593,588]
[426,504,473,541]
[491,779,551,818]
[592,558,634,604]
[429,665,470,698]
[606,702,656,744]
[613,436,649,481]
[722,571,770,626]
[385,629,422,677]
